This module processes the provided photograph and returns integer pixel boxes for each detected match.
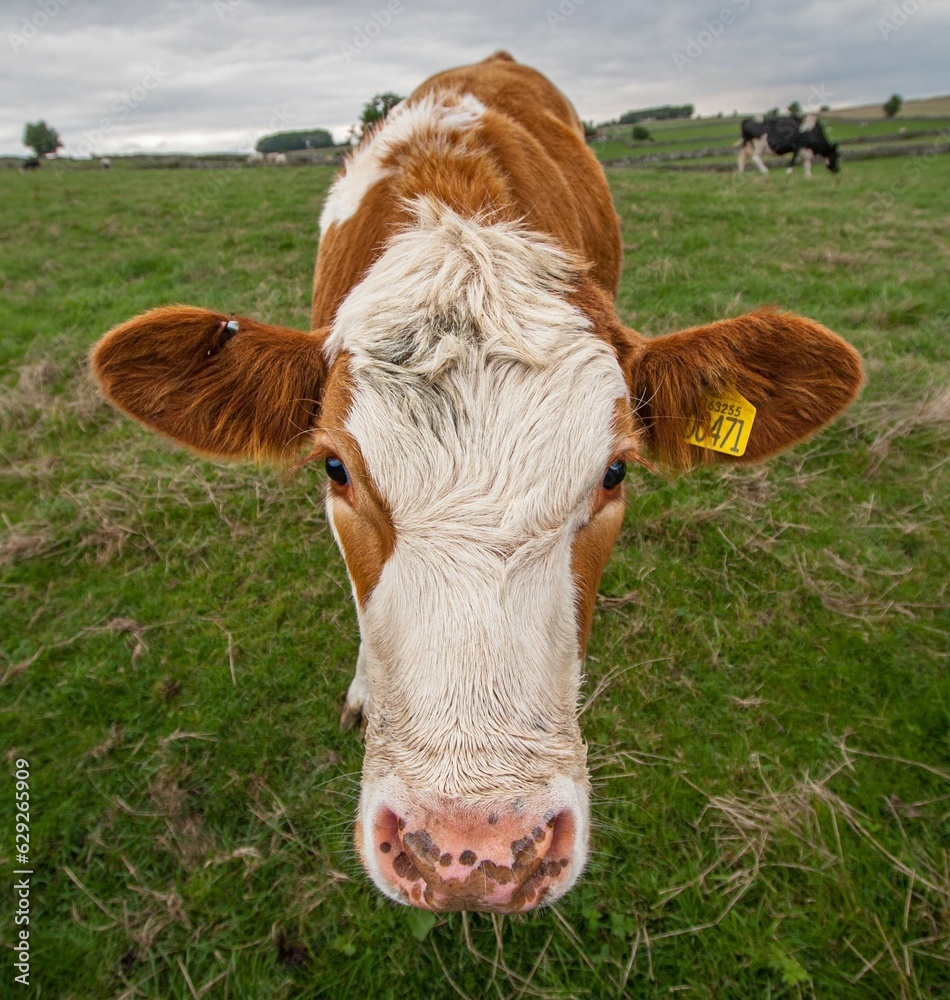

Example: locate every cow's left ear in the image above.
[625,309,863,469]
[92,305,327,462]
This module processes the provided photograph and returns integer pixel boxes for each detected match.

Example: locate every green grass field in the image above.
[591,97,950,171]
[1,152,948,998]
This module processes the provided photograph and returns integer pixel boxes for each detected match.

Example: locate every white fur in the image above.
[319,93,486,231]
[325,202,627,896]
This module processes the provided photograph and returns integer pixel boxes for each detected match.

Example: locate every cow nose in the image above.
[370,805,577,912]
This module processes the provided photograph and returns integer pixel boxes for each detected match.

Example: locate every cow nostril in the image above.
[548,810,576,870]
[374,807,402,857]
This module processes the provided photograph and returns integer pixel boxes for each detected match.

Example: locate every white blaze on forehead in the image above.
[327,201,626,539]
[326,203,627,798]
[319,92,487,232]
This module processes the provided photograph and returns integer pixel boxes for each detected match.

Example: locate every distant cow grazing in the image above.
[738,114,840,177]
[21,157,40,171]
[93,54,862,913]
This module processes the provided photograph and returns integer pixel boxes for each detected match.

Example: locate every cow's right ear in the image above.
[92,305,326,462]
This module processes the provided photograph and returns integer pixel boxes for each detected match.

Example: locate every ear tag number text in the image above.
[685,389,757,457]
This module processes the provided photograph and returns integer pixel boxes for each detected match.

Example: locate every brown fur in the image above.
[571,499,627,656]
[306,425,397,607]
[312,51,623,329]
[568,277,863,470]
[91,306,326,461]
[625,309,864,468]
[408,55,623,293]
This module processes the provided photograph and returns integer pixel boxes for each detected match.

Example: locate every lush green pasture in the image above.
[1,156,948,998]
[593,108,950,170]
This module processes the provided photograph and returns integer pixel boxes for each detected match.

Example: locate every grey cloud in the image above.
[2,0,946,155]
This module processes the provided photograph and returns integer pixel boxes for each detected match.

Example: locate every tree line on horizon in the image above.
[619,104,695,124]
[17,92,908,163]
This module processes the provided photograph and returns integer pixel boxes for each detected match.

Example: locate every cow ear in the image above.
[625,309,862,469]
[92,305,327,462]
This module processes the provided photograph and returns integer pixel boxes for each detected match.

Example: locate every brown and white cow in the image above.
[92,53,862,914]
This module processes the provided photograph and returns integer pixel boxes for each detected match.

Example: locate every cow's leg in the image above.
[786,149,799,175]
[749,137,769,174]
[737,143,748,172]
[802,149,814,178]
[340,643,370,732]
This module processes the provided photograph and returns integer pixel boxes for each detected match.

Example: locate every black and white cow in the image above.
[738,115,840,177]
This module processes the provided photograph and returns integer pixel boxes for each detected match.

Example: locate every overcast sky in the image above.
[3,0,947,156]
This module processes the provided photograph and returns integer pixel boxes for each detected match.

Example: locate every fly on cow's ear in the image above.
[205,319,240,358]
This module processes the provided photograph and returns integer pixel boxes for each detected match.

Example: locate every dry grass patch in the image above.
[0,521,62,566]
[793,548,947,624]
[0,359,61,429]
[858,385,950,473]
[60,480,160,564]
[661,743,950,995]
[0,356,110,434]
[0,454,61,482]
[802,248,868,269]
[148,767,213,870]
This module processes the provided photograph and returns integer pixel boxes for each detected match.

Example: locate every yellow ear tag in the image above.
[685,389,757,457]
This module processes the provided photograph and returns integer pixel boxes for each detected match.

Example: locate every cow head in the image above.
[92,206,861,912]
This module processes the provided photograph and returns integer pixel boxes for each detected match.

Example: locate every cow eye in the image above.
[602,460,626,490]
[325,456,349,486]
